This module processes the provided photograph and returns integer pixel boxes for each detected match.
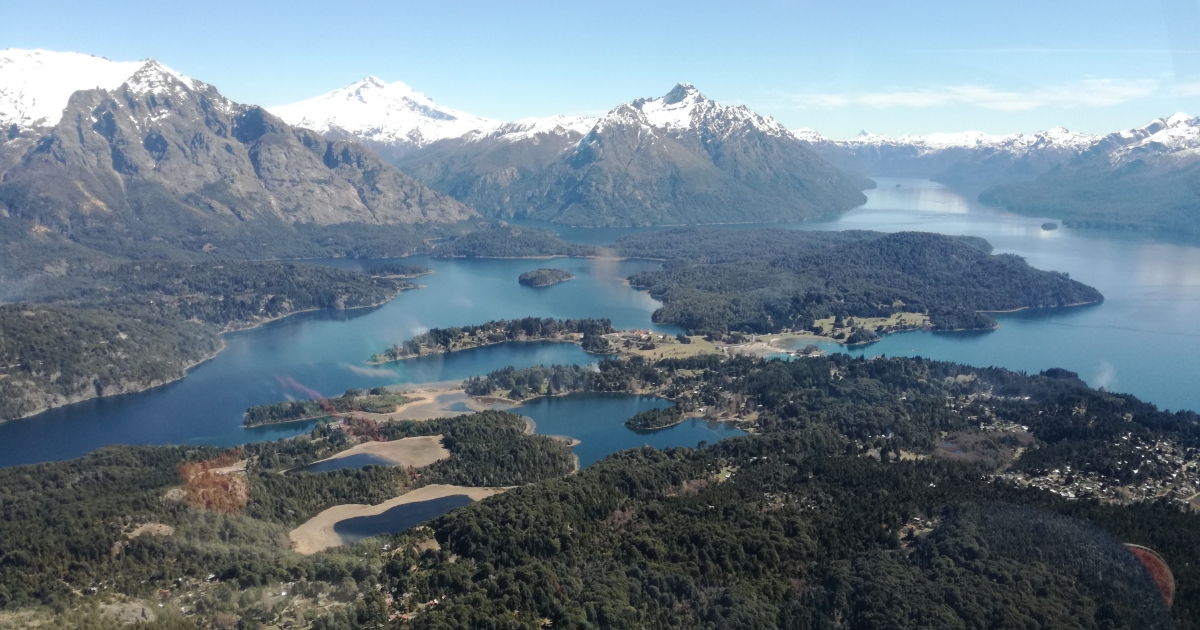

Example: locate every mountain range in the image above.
[4,47,1199,241]
[799,114,1200,235]
[271,72,1200,233]
[276,81,871,226]
[0,49,474,268]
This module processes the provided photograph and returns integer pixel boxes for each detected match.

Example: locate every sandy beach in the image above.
[289,484,507,554]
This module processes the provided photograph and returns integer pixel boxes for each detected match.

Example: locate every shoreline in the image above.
[6,337,228,424]
[368,336,598,365]
[289,484,508,555]
[979,299,1103,315]
[4,286,417,425]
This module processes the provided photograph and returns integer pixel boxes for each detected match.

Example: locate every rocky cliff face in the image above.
[0,60,473,243]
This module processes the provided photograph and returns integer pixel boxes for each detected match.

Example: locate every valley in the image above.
[2,40,1200,630]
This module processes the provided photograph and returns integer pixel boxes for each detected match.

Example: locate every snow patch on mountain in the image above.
[269,76,498,148]
[804,127,1100,156]
[0,49,147,130]
[1103,112,1200,161]
[473,114,597,142]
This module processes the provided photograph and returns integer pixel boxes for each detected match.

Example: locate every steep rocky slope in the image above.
[0,55,473,261]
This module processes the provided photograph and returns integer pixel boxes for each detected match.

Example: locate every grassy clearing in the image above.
[308,435,450,468]
[615,334,724,359]
[811,312,930,337]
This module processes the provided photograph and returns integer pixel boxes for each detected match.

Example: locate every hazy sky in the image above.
[6,0,1200,138]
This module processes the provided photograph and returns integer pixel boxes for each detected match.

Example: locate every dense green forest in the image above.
[0,304,221,421]
[23,261,414,331]
[518,268,575,287]
[243,388,413,427]
[430,225,599,258]
[370,318,614,363]
[613,228,1103,334]
[411,355,1200,629]
[1,353,1198,627]
[1,261,418,421]
[406,438,1186,630]
[0,411,571,622]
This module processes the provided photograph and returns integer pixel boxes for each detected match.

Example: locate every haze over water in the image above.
[0,178,1197,467]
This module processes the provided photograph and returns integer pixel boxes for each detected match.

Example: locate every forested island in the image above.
[624,405,685,430]
[368,317,614,363]
[613,228,1103,335]
[1,353,1198,628]
[518,268,575,287]
[243,388,413,427]
[1,261,418,421]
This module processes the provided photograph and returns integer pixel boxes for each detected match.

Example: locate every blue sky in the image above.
[5,0,1200,138]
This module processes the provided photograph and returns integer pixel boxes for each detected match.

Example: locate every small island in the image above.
[519,268,575,287]
[1042,222,1059,231]
[244,388,412,427]
[625,406,685,430]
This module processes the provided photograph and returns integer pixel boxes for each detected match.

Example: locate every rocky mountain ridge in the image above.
[0,52,473,263]
[393,83,870,226]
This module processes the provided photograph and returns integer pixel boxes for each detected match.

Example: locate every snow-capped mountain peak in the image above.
[637,83,710,131]
[269,76,498,149]
[1166,111,1192,126]
[123,59,196,97]
[0,48,147,130]
[1104,112,1200,161]
[588,83,791,140]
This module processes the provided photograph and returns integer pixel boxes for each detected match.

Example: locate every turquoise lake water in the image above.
[1,178,1197,467]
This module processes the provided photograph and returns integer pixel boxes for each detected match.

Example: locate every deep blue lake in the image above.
[1,177,1198,468]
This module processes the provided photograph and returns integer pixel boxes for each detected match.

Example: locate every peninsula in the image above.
[613,228,1103,334]
[367,317,614,363]
[243,388,413,427]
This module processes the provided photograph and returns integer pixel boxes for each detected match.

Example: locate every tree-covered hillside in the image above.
[408,353,1200,629]
[23,261,415,330]
[0,411,572,617]
[0,304,221,421]
[1,353,1198,628]
[980,158,1200,238]
[615,228,1102,334]
[1,261,417,421]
